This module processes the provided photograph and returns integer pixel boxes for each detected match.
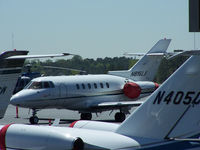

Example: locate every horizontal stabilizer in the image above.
[124,52,166,57]
[109,39,171,81]
[170,138,200,142]
[6,53,75,59]
[124,52,174,57]
[167,50,200,59]
[123,52,146,57]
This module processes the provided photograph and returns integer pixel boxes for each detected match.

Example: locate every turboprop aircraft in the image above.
[2,51,200,150]
[10,39,171,124]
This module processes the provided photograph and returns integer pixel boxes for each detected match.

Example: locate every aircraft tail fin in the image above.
[116,55,200,139]
[108,39,171,81]
[0,50,28,118]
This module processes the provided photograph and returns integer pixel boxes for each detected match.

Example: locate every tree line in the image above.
[24,55,188,84]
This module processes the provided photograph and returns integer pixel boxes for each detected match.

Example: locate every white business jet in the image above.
[10,39,171,124]
[2,50,200,150]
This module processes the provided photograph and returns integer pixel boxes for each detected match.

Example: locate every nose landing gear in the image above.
[29,109,39,124]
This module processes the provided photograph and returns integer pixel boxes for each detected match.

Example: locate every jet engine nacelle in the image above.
[69,120,119,132]
[0,124,84,150]
[123,82,141,99]
[123,81,159,99]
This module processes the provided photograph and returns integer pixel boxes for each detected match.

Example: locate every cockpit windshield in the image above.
[25,81,55,89]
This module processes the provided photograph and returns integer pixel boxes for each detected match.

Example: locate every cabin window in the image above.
[25,81,55,89]
[88,83,91,89]
[82,83,85,89]
[100,83,104,88]
[106,82,109,88]
[24,80,32,89]
[94,83,97,89]
[49,81,55,88]
[76,84,80,90]
[28,81,42,89]
[43,82,50,88]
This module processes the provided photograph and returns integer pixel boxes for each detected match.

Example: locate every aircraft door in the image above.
[59,84,68,97]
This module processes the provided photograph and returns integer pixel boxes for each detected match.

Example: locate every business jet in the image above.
[2,50,200,150]
[10,39,171,124]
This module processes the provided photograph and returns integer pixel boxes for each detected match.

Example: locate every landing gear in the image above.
[115,112,126,122]
[29,109,39,124]
[29,116,39,124]
[80,113,92,120]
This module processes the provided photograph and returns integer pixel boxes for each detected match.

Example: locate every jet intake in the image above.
[123,82,141,99]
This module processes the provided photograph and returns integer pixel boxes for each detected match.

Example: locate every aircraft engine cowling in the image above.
[154,82,159,89]
[69,120,119,132]
[123,82,141,99]
[0,124,84,150]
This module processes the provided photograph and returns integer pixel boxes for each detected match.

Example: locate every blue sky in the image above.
[0,0,196,59]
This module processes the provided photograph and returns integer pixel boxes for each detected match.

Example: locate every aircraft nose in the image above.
[10,94,23,106]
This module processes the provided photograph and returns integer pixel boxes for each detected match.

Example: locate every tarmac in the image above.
[0,104,137,126]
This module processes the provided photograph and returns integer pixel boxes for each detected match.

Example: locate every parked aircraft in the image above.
[2,50,200,150]
[13,64,87,94]
[10,39,171,124]
[0,50,28,119]
[0,50,73,119]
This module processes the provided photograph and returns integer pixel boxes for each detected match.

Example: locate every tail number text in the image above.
[153,91,200,105]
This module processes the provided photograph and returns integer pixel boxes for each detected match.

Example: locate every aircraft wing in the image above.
[6,53,75,59]
[92,101,143,109]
